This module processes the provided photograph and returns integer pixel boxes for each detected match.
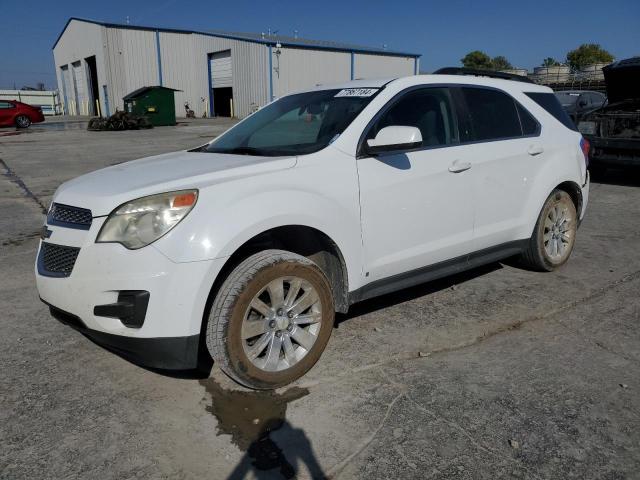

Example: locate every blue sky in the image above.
[2,0,639,89]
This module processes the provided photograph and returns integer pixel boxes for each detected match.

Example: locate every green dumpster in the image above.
[123,86,180,126]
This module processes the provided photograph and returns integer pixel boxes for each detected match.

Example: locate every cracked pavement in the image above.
[1,118,639,479]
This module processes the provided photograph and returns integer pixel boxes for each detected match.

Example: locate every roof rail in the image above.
[433,67,534,84]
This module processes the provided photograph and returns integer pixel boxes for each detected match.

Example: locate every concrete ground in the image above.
[1,118,639,479]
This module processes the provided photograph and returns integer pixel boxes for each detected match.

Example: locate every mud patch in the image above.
[200,378,325,478]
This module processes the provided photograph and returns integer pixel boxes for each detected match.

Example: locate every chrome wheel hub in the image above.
[241,276,322,372]
[543,203,574,260]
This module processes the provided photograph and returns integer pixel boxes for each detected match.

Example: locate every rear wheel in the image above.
[15,115,31,128]
[521,189,577,271]
[206,249,335,390]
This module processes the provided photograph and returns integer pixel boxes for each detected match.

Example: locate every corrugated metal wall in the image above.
[54,20,419,119]
[191,33,269,118]
[354,53,415,79]
[272,48,351,98]
[53,19,106,115]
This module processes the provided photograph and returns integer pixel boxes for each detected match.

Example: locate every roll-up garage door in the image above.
[209,51,233,88]
[71,61,89,114]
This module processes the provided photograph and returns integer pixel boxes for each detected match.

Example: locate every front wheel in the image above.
[15,115,31,128]
[206,249,335,390]
[521,189,577,271]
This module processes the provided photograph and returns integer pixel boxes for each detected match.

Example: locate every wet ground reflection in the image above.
[200,378,325,479]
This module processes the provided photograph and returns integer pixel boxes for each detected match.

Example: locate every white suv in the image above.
[36,73,590,389]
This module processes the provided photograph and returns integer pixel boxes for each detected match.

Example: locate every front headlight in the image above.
[96,190,198,249]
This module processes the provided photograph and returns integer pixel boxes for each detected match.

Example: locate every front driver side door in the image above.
[356,86,476,284]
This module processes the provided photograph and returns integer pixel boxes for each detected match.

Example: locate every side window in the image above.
[367,88,459,148]
[0,101,14,109]
[516,103,539,136]
[525,92,577,131]
[460,87,522,141]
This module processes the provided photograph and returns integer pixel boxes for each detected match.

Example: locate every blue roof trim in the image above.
[53,17,422,58]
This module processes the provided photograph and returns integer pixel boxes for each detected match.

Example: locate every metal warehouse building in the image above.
[53,17,420,119]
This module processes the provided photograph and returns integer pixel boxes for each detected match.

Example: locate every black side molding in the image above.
[349,239,528,305]
[94,291,150,328]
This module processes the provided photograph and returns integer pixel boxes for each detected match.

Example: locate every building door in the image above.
[85,56,100,116]
[209,50,233,117]
[60,66,71,115]
[71,61,87,115]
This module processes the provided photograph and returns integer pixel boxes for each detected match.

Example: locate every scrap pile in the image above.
[87,111,153,131]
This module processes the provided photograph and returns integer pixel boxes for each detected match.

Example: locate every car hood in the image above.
[53,150,297,216]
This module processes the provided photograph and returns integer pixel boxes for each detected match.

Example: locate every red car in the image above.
[0,100,45,128]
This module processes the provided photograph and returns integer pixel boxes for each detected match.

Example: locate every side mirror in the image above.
[365,126,422,155]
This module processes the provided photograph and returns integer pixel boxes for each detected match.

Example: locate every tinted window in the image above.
[516,103,539,135]
[0,101,14,109]
[368,88,458,148]
[461,87,522,141]
[525,92,578,131]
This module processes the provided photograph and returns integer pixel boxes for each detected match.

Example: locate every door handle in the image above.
[448,161,472,173]
[528,144,544,156]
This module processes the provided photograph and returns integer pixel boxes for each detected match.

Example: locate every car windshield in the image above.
[205,88,380,156]
[555,92,581,107]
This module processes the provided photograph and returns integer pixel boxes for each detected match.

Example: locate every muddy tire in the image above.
[206,249,335,390]
[521,189,577,271]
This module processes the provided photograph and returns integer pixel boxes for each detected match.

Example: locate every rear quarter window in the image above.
[525,92,578,131]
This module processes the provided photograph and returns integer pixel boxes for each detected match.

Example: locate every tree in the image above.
[491,56,513,70]
[566,44,614,71]
[461,50,493,70]
[542,57,560,67]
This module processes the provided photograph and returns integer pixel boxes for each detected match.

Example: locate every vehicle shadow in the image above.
[590,166,640,187]
[200,378,326,479]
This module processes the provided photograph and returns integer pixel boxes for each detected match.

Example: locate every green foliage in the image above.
[461,50,493,70]
[461,51,513,70]
[566,44,614,71]
[491,56,513,70]
[542,57,561,67]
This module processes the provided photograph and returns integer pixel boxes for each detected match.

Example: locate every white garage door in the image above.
[209,51,233,88]
[71,61,89,114]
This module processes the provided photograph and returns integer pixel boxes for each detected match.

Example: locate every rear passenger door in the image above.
[455,86,541,251]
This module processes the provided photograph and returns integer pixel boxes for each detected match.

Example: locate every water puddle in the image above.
[200,378,326,479]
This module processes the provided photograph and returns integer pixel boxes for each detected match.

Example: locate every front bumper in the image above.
[35,217,227,369]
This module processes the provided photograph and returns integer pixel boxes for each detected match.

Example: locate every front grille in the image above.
[48,203,92,229]
[38,243,80,277]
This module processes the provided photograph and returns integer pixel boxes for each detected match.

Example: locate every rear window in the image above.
[525,92,577,131]
[461,87,522,141]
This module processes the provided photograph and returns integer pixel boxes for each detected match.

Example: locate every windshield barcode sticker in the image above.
[335,88,379,97]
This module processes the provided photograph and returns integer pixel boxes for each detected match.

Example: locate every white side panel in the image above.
[120,29,159,97]
[210,50,233,88]
[158,32,198,117]
[272,48,351,98]
[354,54,415,79]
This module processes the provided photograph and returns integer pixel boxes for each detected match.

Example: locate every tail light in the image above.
[580,137,590,168]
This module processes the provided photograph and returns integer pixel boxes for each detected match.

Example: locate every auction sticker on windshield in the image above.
[335,88,379,97]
